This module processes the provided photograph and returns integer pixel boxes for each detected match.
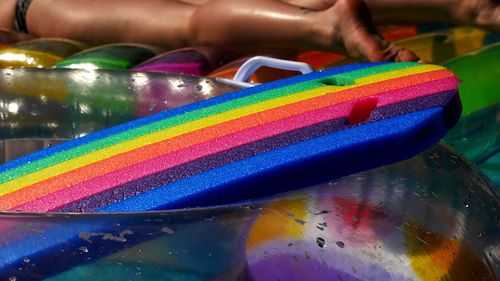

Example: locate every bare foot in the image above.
[454,0,500,32]
[320,0,419,62]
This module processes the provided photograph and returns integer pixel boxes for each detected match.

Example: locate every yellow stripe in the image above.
[0,64,443,194]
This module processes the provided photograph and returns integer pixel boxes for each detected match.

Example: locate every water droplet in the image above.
[336,241,345,248]
[316,237,326,248]
[161,226,175,234]
[463,201,469,208]
[9,276,16,281]
[313,210,331,215]
[23,257,30,263]
[294,218,306,225]
[79,246,89,253]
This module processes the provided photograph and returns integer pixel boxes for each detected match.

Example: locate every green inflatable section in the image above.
[442,43,500,116]
[442,43,500,186]
[54,44,156,70]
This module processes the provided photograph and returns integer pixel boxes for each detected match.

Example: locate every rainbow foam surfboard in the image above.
[0,62,461,214]
[0,62,461,277]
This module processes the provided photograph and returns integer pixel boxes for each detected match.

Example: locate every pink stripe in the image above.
[16,78,457,212]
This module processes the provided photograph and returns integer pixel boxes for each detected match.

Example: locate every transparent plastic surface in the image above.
[445,103,499,163]
[0,68,237,139]
[11,38,86,57]
[442,43,500,116]
[54,44,157,70]
[0,143,498,280]
[444,102,500,186]
[0,38,85,68]
[0,138,66,164]
[133,47,229,76]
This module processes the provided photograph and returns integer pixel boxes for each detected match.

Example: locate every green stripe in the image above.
[0,62,417,182]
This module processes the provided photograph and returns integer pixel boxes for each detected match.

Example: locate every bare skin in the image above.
[0,0,499,62]
[0,0,418,62]
[0,0,16,31]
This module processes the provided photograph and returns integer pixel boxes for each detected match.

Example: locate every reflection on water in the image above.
[0,143,497,280]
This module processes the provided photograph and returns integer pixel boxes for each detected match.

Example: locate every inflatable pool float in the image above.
[0,68,237,140]
[0,27,497,281]
[209,54,307,83]
[0,58,466,280]
[394,27,500,63]
[0,38,86,68]
[442,42,500,116]
[321,27,500,68]
[133,47,230,75]
[54,43,158,70]
[440,43,500,185]
[0,143,497,280]
[0,138,65,164]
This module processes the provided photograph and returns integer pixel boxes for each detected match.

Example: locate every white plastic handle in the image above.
[217,56,314,88]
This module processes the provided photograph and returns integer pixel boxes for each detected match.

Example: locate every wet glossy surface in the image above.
[0,38,85,68]
[442,43,500,116]
[208,55,302,84]
[0,143,497,280]
[0,139,66,164]
[444,103,500,185]
[394,27,498,63]
[54,44,157,70]
[0,29,497,280]
[133,47,228,76]
[0,68,237,139]
[321,27,500,68]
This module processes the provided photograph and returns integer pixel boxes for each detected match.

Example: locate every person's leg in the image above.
[189,0,418,61]
[24,0,416,61]
[26,0,198,47]
[278,0,337,11]
[0,0,19,31]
